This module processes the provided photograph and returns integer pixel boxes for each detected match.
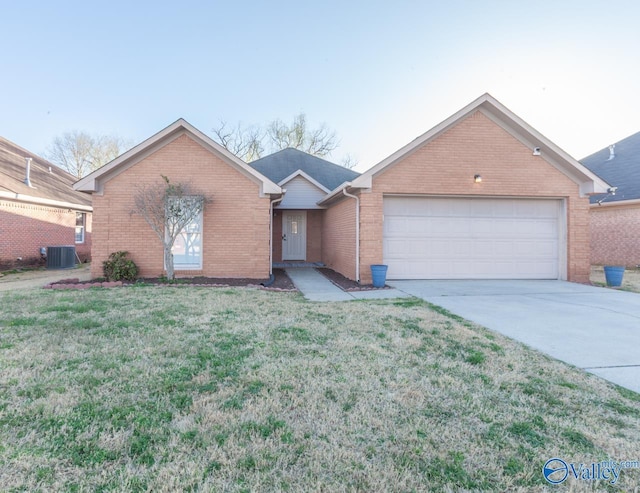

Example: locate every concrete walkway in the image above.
[389,279,640,393]
[285,268,410,302]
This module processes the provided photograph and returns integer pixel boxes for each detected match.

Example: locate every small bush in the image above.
[102,251,138,281]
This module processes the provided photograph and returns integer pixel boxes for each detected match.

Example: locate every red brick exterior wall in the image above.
[306,210,323,262]
[272,210,283,262]
[357,110,591,283]
[90,134,271,279]
[0,200,92,269]
[322,197,357,280]
[590,203,640,267]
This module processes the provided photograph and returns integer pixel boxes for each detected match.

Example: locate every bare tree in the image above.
[212,112,344,163]
[211,121,264,162]
[266,113,338,156]
[133,176,210,280]
[339,153,358,170]
[45,131,131,178]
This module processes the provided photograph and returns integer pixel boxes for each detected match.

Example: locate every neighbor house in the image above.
[74,94,608,283]
[0,137,92,270]
[581,131,640,267]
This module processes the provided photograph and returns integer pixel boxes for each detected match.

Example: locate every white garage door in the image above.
[383,197,563,279]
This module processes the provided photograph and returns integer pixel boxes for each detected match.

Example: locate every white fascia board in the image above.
[278,170,331,193]
[0,191,93,212]
[74,118,282,195]
[590,197,640,208]
[477,102,610,196]
[351,94,495,188]
[316,181,353,206]
[350,93,609,197]
[73,119,188,192]
[181,120,281,194]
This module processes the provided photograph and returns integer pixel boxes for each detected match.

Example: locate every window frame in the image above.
[75,212,86,244]
[170,209,203,271]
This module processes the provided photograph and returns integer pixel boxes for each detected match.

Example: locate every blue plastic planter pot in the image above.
[604,266,625,287]
[370,264,388,288]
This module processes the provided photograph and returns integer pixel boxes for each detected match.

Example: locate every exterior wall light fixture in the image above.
[474,174,482,183]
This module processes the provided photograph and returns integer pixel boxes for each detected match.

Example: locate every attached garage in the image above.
[383,196,565,280]
[318,94,610,284]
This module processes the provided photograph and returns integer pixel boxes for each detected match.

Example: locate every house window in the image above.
[171,210,203,270]
[75,212,86,243]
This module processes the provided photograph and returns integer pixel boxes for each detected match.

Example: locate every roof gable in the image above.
[277,174,328,209]
[278,169,330,193]
[248,148,360,191]
[74,119,281,195]
[0,137,92,210]
[581,131,640,204]
[348,93,609,198]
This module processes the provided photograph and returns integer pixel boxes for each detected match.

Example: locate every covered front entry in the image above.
[383,196,564,280]
[282,211,307,260]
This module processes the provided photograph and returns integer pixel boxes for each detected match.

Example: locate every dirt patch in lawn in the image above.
[591,265,640,293]
[316,267,390,291]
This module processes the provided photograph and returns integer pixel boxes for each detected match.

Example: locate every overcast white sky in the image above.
[2,0,639,171]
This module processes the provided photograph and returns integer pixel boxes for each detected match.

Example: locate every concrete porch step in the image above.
[274,262,325,268]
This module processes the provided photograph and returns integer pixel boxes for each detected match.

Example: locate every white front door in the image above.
[282,211,307,261]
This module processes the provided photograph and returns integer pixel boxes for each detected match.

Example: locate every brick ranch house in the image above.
[74,94,608,283]
[0,137,92,270]
[581,131,640,268]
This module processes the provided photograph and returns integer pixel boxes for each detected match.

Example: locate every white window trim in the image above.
[170,210,203,271]
[75,212,85,244]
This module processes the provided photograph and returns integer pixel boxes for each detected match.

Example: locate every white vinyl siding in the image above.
[278,176,327,209]
[383,197,563,280]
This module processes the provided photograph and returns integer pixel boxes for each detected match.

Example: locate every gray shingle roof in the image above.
[247,148,360,191]
[581,131,640,204]
[0,137,91,208]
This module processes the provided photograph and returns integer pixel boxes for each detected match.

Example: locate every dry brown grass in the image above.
[591,265,640,293]
[1,286,640,491]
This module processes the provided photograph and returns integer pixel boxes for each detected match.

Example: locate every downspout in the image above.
[24,157,33,187]
[268,193,285,276]
[342,187,360,282]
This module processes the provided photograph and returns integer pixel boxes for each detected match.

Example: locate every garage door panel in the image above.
[472,240,495,256]
[383,197,561,279]
[515,240,557,257]
[385,217,406,234]
[385,239,411,256]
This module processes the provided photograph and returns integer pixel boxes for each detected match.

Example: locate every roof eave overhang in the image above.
[349,93,610,197]
[0,190,93,212]
[590,197,640,208]
[477,100,610,197]
[73,119,282,196]
[317,181,355,207]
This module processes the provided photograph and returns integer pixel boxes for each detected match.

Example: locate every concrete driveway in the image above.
[388,280,640,393]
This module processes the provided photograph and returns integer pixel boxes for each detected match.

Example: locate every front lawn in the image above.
[1,287,640,491]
